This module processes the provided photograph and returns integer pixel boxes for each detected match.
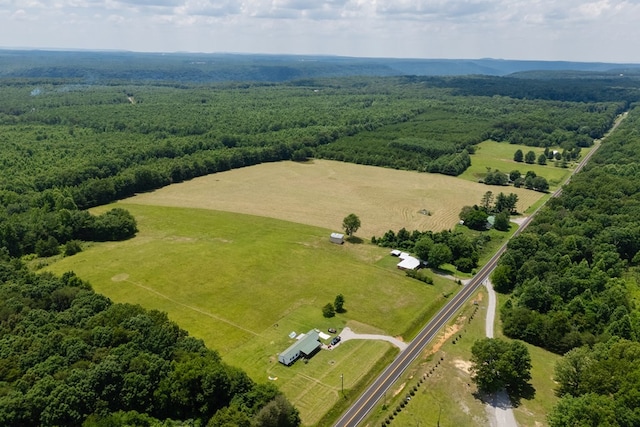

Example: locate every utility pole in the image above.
[341,373,344,397]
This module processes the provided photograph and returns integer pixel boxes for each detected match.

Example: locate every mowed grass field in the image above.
[121,159,544,237]
[44,160,547,425]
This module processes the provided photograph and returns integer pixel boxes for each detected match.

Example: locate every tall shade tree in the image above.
[553,346,593,397]
[493,211,510,231]
[470,338,532,397]
[537,154,547,165]
[459,206,489,231]
[342,213,361,236]
[322,303,335,318]
[481,191,494,213]
[428,243,452,269]
[414,236,435,261]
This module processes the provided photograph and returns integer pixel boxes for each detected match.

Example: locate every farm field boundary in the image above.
[44,161,545,424]
[121,159,544,237]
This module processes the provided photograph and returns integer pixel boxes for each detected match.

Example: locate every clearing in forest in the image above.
[123,159,544,237]
[46,160,544,425]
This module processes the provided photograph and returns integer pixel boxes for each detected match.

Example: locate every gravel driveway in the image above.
[338,327,409,351]
[485,280,518,427]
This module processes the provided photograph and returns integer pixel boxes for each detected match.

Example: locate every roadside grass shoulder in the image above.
[364,288,489,427]
[316,345,399,427]
[523,194,551,215]
[363,286,561,427]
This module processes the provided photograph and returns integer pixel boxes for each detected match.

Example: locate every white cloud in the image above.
[0,0,639,62]
[578,0,613,18]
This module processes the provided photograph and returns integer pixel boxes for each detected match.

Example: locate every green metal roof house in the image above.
[278,330,322,366]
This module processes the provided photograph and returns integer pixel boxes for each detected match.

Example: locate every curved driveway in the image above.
[339,327,409,351]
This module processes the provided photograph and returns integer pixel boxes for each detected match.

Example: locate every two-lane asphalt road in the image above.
[333,218,530,427]
[333,112,628,427]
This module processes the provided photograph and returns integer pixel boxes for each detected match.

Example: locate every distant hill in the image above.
[1,49,640,82]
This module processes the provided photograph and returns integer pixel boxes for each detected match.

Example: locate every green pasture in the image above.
[462,140,585,189]
[44,203,459,425]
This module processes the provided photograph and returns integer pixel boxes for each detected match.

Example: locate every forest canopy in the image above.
[491,105,640,425]
[1,74,636,259]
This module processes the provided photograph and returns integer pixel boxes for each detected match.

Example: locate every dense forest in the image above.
[3,52,640,425]
[2,73,637,261]
[492,106,640,425]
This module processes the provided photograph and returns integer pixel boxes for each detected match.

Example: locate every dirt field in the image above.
[124,160,543,237]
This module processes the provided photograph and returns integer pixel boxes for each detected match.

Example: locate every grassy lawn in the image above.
[462,140,586,190]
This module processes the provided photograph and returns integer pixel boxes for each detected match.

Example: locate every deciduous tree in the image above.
[494,211,510,231]
[470,338,532,397]
[525,150,537,164]
[342,213,361,237]
[459,206,489,231]
[514,149,524,162]
[322,303,335,318]
[428,243,452,269]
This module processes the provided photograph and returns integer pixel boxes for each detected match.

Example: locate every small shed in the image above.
[330,232,344,244]
[278,329,322,366]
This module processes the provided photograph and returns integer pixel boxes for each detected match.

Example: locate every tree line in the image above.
[0,187,137,258]
[1,76,625,261]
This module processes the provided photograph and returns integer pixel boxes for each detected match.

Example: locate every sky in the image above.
[1,0,639,63]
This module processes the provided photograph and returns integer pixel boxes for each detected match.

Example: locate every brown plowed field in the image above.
[123,160,543,237]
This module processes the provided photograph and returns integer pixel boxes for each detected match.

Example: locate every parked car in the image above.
[328,327,337,334]
[331,336,341,346]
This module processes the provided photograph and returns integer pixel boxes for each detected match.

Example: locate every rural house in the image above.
[278,330,322,366]
[396,252,421,270]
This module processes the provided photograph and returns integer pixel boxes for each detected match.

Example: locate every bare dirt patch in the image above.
[428,322,464,356]
[111,273,129,282]
[454,359,472,374]
[122,160,543,237]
